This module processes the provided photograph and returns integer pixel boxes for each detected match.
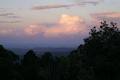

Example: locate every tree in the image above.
[0,45,19,64]
[76,21,120,80]
[40,52,54,67]
[38,52,55,80]
[21,50,39,80]
[0,44,21,80]
[22,50,38,66]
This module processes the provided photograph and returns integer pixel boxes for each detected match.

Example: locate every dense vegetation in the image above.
[0,21,120,80]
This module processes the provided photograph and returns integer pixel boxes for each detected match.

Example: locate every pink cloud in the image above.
[24,24,46,36]
[24,14,87,37]
[44,14,86,37]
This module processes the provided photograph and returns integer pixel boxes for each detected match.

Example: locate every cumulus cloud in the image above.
[24,24,46,36]
[24,14,87,37]
[44,14,86,37]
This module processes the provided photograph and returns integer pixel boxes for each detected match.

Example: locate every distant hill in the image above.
[9,47,75,56]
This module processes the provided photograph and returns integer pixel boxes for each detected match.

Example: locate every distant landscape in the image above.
[0,0,120,80]
[10,47,74,56]
[0,21,120,80]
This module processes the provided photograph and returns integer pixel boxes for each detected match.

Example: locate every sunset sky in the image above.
[0,0,120,48]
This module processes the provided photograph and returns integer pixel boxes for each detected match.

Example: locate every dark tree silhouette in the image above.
[38,52,56,80]
[21,50,39,80]
[76,21,120,80]
[22,50,38,66]
[0,45,21,80]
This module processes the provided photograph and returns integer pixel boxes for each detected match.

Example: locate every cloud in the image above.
[74,0,104,4]
[32,4,76,10]
[0,9,22,23]
[91,12,120,18]
[0,20,21,23]
[0,12,21,19]
[0,12,21,23]
[0,13,14,17]
[24,24,46,36]
[32,0,103,10]
[91,12,120,25]
[44,14,86,37]
[74,0,104,3]
[0,27,14,36]
[24,14,87,37]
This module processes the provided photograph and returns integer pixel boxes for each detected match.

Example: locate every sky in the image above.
[0,0,120,48]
